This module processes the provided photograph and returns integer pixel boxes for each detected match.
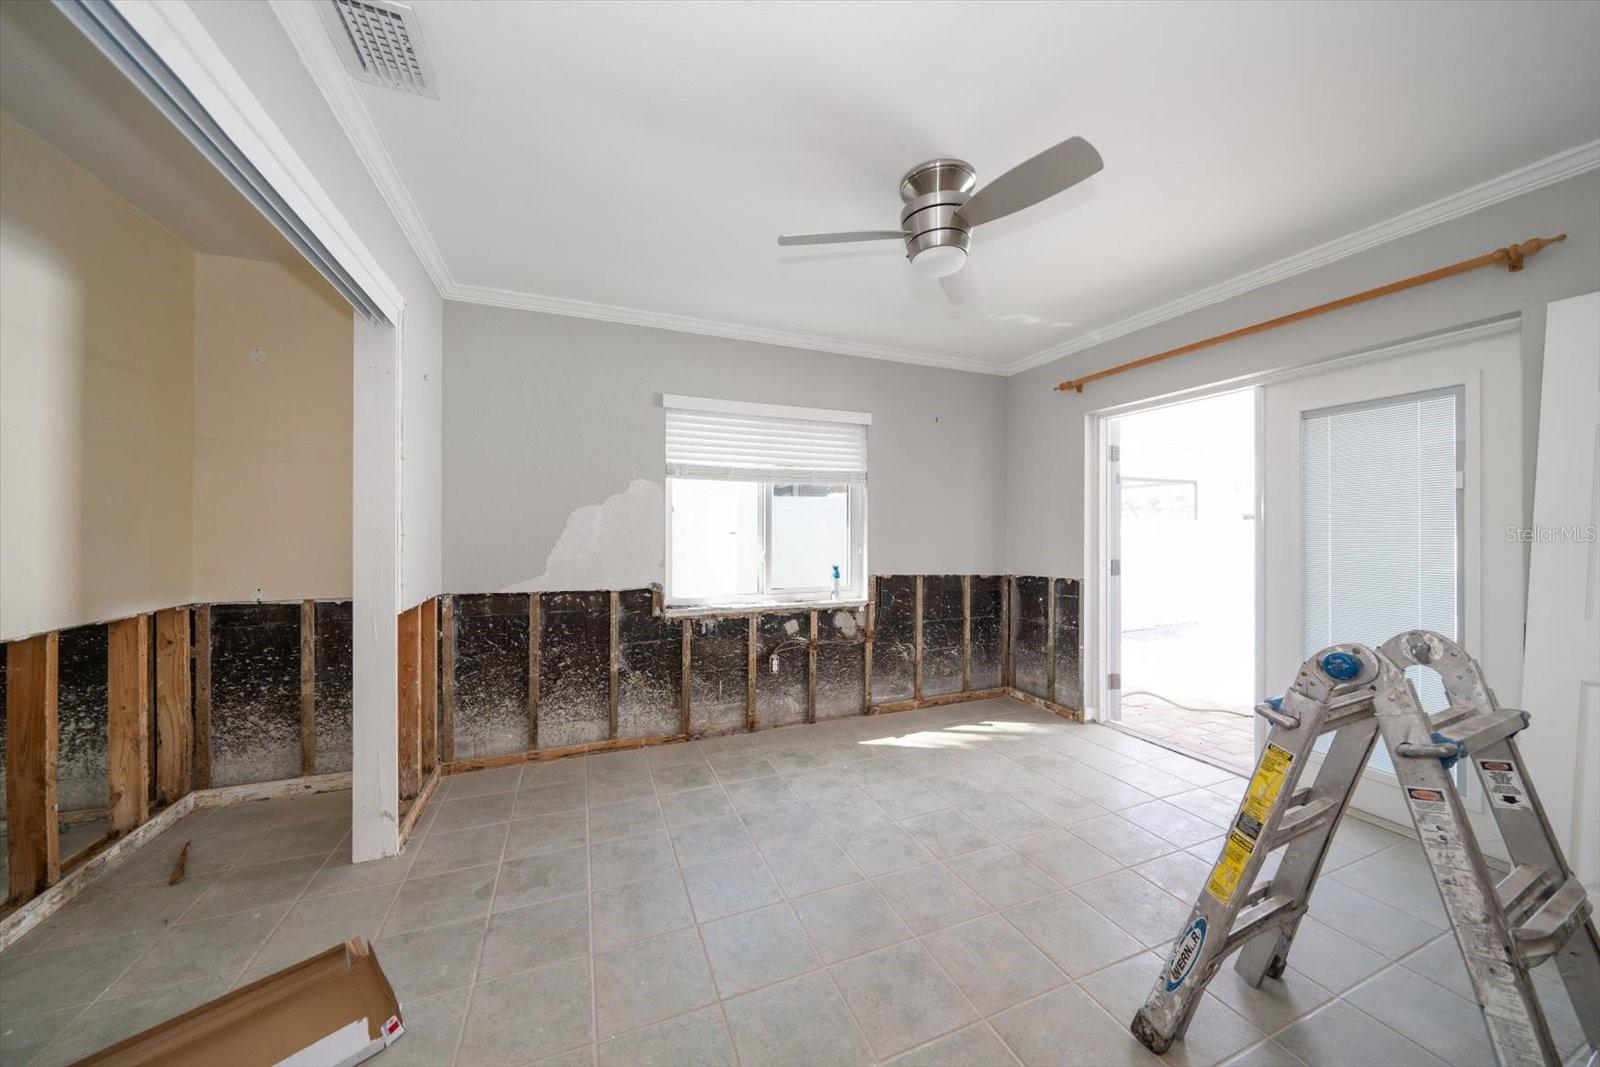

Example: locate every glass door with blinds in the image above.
[1264,355,1473,824]
[1300,388,1464,777]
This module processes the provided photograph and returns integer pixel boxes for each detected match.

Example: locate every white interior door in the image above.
[1263,324,1524,828]
[1518,292,1600,890]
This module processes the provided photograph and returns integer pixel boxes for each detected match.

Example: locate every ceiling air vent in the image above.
[321,0,439,98]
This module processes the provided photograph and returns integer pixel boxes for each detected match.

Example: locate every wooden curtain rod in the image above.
[1054,233,1566,393]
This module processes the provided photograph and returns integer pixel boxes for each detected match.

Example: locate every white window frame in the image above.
[663,396,869,612]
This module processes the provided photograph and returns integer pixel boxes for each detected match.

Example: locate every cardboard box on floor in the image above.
[73,938,405,1067]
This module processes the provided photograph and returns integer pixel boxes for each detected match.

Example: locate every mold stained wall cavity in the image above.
[314,601,354,774]
[451,593,530,760]
[969,576,1004,690]
[815,608,866,719]
[617,589,682,739]
[57,624,108,813]
[538,591,611,749]
[209,604,302,788]
[689,617,748,736]
[1013,576,1050,700]
[873,577,917,704]
[755,613,808,728]
[1054,579,1084,709]
[921,576,964,698]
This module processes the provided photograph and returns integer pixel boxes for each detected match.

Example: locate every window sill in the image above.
[664,597,868,621]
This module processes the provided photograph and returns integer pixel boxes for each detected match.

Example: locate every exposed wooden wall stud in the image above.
[528,594,541,750]
[680,620,693,737]
[300,600,316,777]
[1003,577,1016,689]
[6,633,60,902]
[608,591,621,740]
[397,605,422,800]
[913,575,924,701]
[441,595,456,763]
[961,575,972,693]
[745,616,758,732]
[154,608,192,804]
[194,604,212,789]
[806,610,818,724]
[863,578,875,712]
[107,614,151,835]
[421,597,439,773]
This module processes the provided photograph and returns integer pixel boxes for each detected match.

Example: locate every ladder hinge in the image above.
[1107,672,1121,690]
[1109,559,1121,576]
[1108,445,1120,462]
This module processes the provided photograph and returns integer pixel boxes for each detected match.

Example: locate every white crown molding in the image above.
[446,282,1004,374]
[268,0,454,295]
[1002,138,1600,377]
[266,3,1596,381]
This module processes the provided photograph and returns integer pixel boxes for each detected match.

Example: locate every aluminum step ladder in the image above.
[1131,630,1600,1067]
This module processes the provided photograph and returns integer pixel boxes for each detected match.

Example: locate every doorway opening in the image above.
[1108,389,1258,773]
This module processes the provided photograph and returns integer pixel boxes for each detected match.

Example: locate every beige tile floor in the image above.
[0,697,1590,1066]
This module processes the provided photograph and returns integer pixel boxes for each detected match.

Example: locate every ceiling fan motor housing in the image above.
[899,158,975,262]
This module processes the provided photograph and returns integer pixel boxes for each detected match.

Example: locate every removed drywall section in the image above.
[969,576,1005,690]
[538,591,611,749]
[921,576,964,697]
[1012,577,1050,700]
[208,603,301,787]
[192,253,353,603]
[617,589,683,739]
[688,618,748,736]
[314,601,353,774]
[755,613,808,728]
[450,593,530,760]
[0,112,194,642]
[56,624,108,813]
[1053,579,1083,709]
[872,577,917,704]
[815,608,866,719]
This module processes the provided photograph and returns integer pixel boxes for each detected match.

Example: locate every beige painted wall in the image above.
[0,111,195,640]
[192,253,352,602]
[0,110,353,640]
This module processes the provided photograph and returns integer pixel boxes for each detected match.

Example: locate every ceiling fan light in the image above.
[909,243,967,279]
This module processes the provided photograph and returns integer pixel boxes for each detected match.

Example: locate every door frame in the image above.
[1084,316,1517,741]
[1086,389,1266,734]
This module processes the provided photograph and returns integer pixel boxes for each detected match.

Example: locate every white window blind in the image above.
[1302,388,1462,776]
[665,398,868,484]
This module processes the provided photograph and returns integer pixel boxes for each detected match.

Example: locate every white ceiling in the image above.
[297,0,1598,373]
[0,1,298,265]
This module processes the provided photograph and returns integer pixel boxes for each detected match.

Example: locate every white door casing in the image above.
[1518,291,1600,890]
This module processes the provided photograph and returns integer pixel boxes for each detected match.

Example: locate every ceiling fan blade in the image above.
[777,230,904,246]
[957,136,1103,228]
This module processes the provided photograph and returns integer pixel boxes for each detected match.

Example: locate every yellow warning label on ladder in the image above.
[1205,743,1294,903]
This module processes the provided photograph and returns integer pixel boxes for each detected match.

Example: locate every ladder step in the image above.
[1494,864,1549,917]
[1513,876,1592,966]
[1271,797,1341,847]
[1221,894,1304,955]
[1437,708,1529,753]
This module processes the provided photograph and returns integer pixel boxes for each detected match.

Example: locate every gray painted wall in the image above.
[442,305,1007,593]
[1005,170,1600,579]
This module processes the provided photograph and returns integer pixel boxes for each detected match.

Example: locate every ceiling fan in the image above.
[777,136,1103,279]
